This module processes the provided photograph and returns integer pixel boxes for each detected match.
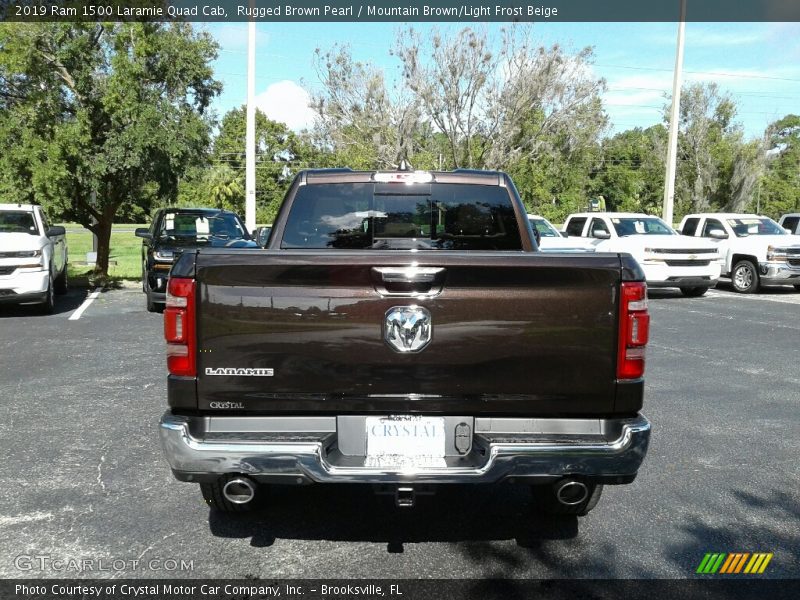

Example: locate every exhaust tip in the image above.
[555,480,589,506]
[222,477,256,505]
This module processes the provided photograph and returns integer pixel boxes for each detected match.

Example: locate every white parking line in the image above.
[706,289,800,305]
[68,290,101,321]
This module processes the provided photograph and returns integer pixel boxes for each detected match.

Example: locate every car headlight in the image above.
[766,245,787,261]
[153,250,174,261]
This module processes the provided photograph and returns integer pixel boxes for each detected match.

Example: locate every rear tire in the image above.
[680,286,708,297]
[531,481,603,516]
[731,260,759,293]
[201,475,263,513]
[145,289,158,313]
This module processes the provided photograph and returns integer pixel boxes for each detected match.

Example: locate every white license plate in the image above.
[365,416,446,467]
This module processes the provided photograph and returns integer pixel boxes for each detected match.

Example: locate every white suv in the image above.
[679,213,800,293]
[563,212,722,296]
[0,204,68,312]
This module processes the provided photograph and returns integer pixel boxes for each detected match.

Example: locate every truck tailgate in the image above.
[193,250,622,415]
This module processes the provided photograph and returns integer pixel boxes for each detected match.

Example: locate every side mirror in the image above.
[708,229,728,240]
[255,226,271,248]
[592,230,611,240]
[783,227,792,235]
[135,227,153,241]
[560,231,569,238]
[46,226,66,237]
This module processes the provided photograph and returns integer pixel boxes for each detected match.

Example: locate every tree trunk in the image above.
[93,218,113,283]
[92,203,119,283]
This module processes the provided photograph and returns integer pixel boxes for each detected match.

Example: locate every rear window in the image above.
[565,217,586,237]
[281,183,522,250]
[779,216,798,234]
[681,218,699,236]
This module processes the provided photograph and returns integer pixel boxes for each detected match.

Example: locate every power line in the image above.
[596,63,800,84]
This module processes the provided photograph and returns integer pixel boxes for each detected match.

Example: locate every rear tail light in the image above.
[164,278,196,377]
[617,281,650,380]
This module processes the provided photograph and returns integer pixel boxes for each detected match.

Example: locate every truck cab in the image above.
[0,204,68,313]
[563,212,722,297]
[679,213,800,293]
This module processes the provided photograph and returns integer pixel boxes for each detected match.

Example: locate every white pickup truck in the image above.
[563,212,722,296]
[0,204,68,312]
[679,213,800,293]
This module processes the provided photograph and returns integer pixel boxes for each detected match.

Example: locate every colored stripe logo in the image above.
[696,552,773,574]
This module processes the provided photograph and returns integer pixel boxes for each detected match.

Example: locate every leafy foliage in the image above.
[0,22,220,280]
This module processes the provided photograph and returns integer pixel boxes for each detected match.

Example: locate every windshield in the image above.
[157,212,247,243]
[529,217,560,237]
[611,217,674,236]
[282,183,522,250]
[727,217,785,237]
[0,211,38,235]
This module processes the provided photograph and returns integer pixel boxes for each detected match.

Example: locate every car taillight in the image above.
[164,278,196,377]
[617,281,650,380]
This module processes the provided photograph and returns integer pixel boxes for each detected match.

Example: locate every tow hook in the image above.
[395,486,416,508]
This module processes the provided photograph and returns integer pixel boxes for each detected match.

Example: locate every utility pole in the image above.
[245,13,257,233]
[662,0,687,227]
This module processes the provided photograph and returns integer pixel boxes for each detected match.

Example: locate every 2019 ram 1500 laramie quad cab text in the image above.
[158,169,651,517]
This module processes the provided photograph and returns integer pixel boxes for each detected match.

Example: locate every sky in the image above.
[198,21,800,140]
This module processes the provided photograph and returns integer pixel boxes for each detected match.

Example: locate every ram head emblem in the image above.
[384,306,432,353]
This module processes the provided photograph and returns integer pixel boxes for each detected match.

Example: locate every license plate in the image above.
[365,416,446,468]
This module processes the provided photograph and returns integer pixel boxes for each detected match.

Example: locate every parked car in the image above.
[135,208,257,312]
[158,168,651,518]
[527,214,595,252]
[679,213,800,293]
[563,212,722,296]
[0,204,67,313]
[778,213,800,235]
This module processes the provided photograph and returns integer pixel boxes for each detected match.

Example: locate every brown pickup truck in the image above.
[159,168,651,517]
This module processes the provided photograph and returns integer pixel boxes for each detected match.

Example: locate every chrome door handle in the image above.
[372,266,445,283]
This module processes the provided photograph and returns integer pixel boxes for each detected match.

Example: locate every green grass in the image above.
[63,225,142,281]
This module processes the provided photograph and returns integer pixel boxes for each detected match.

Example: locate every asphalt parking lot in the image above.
[0,283,798,579]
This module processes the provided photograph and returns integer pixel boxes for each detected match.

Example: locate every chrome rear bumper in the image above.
[159,412,651,484]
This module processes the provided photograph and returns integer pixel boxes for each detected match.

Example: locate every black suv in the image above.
[135,208,257,312]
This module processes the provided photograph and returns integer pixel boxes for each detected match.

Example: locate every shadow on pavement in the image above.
[665,486,799,578]
[207,483,579,550]
[0,287,89,318]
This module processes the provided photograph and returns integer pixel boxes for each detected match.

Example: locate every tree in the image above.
[310,26,607,179]
[590,125,667,214]
[208,106,314,224]
[668,82,762,218]
[759,114,800,218]
[394,25,608,171]
[310,44,421,169]
[0,23,220,280]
